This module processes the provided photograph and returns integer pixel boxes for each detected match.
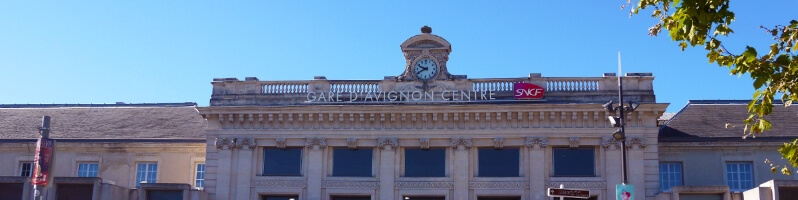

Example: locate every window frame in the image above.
[76,162,99,177]
[402,147,447,177]
[329,196,371,200]
[476,147,521,177]
[659,162,683,191]
[261,195,299,200]
[262,147,304,176]
[19,162,33,177]
[331,147,375,177]
[725,162,754,191]
[551,147,597,177]
[195,163,205,188]
[135,162,158,187]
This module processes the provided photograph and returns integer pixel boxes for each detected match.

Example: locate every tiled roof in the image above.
[0,103,206,139]
[659,100,798,142]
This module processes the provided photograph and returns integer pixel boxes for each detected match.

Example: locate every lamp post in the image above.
[603,77,639,185]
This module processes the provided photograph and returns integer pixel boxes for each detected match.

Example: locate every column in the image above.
[603,137,622,200]
[306,137,326,200]
[451,138,472,200]
[214,138,234,200]
[378,138,398,200]
[526,137,548,200]
[236,138,256,200]
[628,140,646,200]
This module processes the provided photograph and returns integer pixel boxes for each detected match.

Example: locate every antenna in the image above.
[617,51,622,85]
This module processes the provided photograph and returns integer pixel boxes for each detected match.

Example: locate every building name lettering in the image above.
[306,90,496,102]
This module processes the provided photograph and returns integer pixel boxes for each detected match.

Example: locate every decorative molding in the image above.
[396,182,454,189]
[450,138,473,149]
[493,137,504,149]
[275,138,287,149]
[627,137,647,149]
[672,186,730,193]
[211,109,661,130]
[469,182,529,189]
[252,181,307,188]
[321,181,380,189]
[601,136,622,149]
[347,138,358,149]
[525,137,548,149]
[194,153,206,157]
[77,153,100,157]
[545,181,606,189]
[214,137,235,150]
[419,138,430,150]
[569,137,580,148]
[135,153,158,157]
[237,138,256,150]
[377,137,398,150]
[305,137,327,149]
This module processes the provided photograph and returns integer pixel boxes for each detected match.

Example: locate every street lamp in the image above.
[603,99,639,184]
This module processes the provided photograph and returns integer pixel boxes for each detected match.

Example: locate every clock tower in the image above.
[397,26,454,82]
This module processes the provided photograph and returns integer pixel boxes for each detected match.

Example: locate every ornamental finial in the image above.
[421,26,432,34]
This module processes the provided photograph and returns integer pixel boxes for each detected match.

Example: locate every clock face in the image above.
[414,58,438,80]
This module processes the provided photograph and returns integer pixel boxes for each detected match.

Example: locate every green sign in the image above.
[616,184,634,200]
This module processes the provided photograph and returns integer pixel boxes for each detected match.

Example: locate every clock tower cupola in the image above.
[397,26,454,82]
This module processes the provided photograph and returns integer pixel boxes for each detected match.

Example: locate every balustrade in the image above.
[262,82,310,94]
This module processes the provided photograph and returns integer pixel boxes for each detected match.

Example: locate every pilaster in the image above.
[526,137,547,200]
[378,137,398,200]
[603,137,623,200]
[306,137,326,200]
[451,138,472,200]
[235,138,256,200]
[213,137,235,200]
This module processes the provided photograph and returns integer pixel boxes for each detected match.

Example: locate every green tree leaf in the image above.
[628,0,798,174]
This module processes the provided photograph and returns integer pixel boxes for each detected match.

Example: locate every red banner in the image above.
[32,138,55,186]
[513,82,545,99]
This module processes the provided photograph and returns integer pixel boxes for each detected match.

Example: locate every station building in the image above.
[2,27,796,200]
[198,27,668,200]
[657,100,798,200]
[0,103,208,200]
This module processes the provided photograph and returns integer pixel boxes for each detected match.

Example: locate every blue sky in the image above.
[1,1,795,112]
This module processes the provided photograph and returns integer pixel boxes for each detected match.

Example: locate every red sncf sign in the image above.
[513,82,545,99]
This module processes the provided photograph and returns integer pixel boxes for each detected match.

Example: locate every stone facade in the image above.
[199,27,668,200]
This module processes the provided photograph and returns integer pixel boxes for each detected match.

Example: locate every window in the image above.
[478,148,520,177]
[660,163,683,191]
[147,190,183,200]
[552,148,595,177]
[476,197,521,200]
[263,148,302,176]
[135,163,158,187]
[726,162,753,191]
[195,163,205,188]
[404,148,446,177]
[56,184,94,200]
[330,196,370,200]
[403,197,445,200]
[77,162,99,177]
[19,162,33,177]
[332,148,373,177]
[679,194,723,200]
[262,196,298,200]
[562,197,598,200]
